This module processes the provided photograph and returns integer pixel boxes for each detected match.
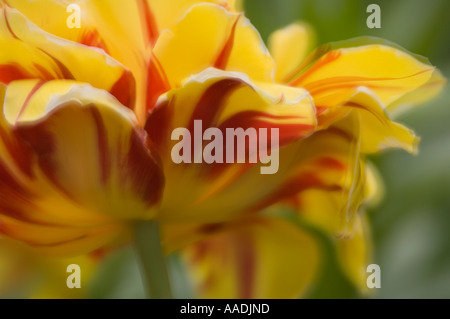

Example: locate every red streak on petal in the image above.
[137,0,159,46]
[39,49,75,80]
[15,80,45,125]
[252,172,343,212]
[15,108,84,203]
[315,156,347,171]
[0,128,33,177]
[289,50,342,87]
[124,129,164,206]
[89,107,111,185]
[0,64,32,84]
[188,79,243,130]
[145,99,172,153]
[207,111,314,174]
[3,8,18,39]
[110,70,136,109]
[79,28,109,53]
[323,126,354,142]
[218,111,314,145]
[33,63,55,81]
[146,53,170,112]
[0,161,29,200]
[214,15,240,70]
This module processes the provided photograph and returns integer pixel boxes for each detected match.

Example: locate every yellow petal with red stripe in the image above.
[148,0,239,31]
[3,0,239,51]
[0,81,163,255]
[2,0,147,61]
[145,68,316,223]
[0,215,123,257]
[153,4,274,88]
[257,112,363,235]
[387,69,446,117]
[0,6,135,108]
[268,22,315,82]
[291,43,435,110]
[309,85,419,155]
[2,0,241,118]
[344,87,419,154]
[182,216,320,298]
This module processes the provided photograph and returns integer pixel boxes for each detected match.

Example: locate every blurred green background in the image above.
[243,0,450,298]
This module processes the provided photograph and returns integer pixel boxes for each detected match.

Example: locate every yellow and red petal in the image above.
[3,0,239,52]
[343,87,419,154]
[2,0,148,61]
[387,69,446,117]
[145,68,316,223]
[2,1,243,122]
[0,81,164,255]
[182,216,320,298]
[290,41,434,109]
[268,22,316,83]
[0,6,135,108]
[152,4,274,89]
[302,86,420,155]
[148,0,239,32]
[0,215,124,257]
[255,112,363,235]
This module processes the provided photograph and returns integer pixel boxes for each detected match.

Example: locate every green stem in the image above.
[134,220,172,299]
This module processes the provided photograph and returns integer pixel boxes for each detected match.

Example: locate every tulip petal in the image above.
[336,215,372,293]
[362,160,384,208]
[152,4,274,88]
[148,0,239,31]
[255,112,363,235]
[268,23,315,82]
[2,0,146,58]
[387,69,446,117]
[2,0,241,121]
[344,87,419,154]
[182,216,320,298]
[0,215,123,257]
[0,6,135,108]
[0,81,163,255]
[290,39,435,110]
[3,0,239,51]
[145,68,316,223]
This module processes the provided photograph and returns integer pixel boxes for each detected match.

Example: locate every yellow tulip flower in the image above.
[0,1,445,299]
[166,24,445,297]
[0,0,284,257]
